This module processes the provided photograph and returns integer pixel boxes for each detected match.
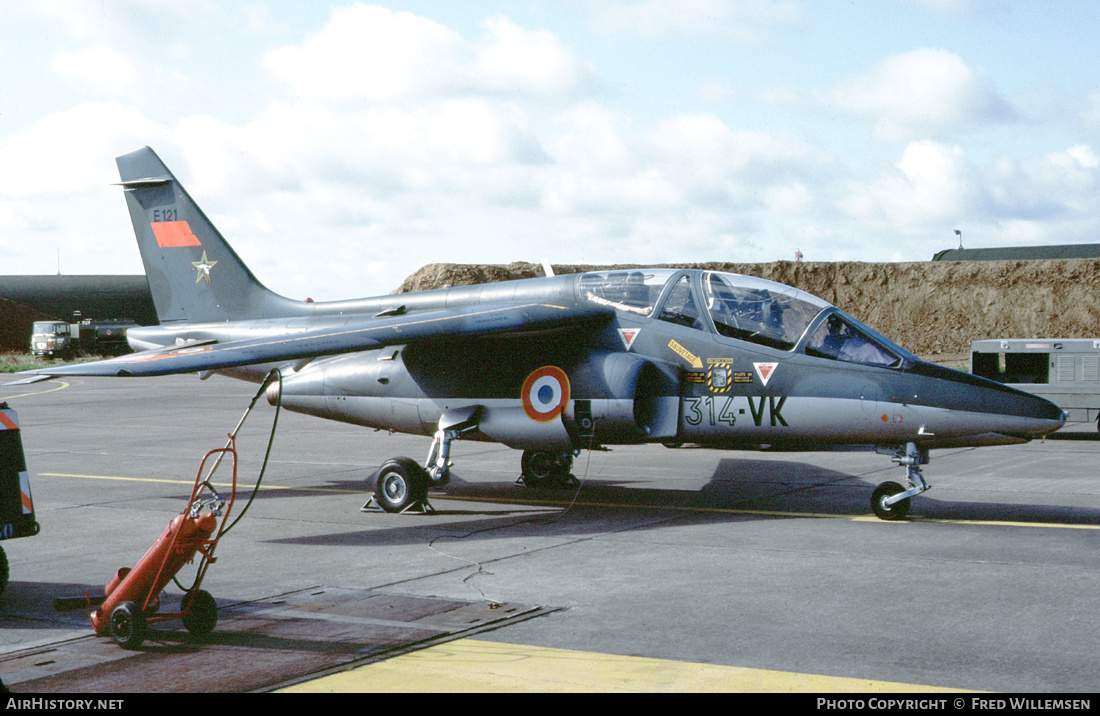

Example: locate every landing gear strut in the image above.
[871,442,930,521]
[365,408,481,514]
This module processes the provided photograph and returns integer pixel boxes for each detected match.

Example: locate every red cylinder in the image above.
[91,512,217,635]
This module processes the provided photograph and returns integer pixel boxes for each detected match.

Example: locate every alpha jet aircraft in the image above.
[14,147,1065,520]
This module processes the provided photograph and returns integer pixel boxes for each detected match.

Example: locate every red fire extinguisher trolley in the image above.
[81,439,240,648]
[55,371,281,649]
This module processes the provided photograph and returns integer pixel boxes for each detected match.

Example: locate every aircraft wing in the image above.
[8,300,614,381]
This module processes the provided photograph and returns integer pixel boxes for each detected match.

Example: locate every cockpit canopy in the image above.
[700,271,824,351]
[579,269,908,369]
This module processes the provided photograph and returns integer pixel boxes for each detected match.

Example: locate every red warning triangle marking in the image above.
[753,362,778,386]
[618,328,640,350]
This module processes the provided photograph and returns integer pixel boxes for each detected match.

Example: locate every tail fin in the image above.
[116,146,309,324]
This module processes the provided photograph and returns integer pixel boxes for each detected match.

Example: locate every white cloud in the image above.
[765,183,813,215]
[986,144,1100,222]
[261,6,468,105]
[842,141,977,227]
[472,15,596,100]
[0,102,162,198]
[908,0,1003,18]
[3,3,1098,295]
[50,45,139,94]
[827,49,1016,140]
[840,139,1100,256]
[584,0,800,42]
[262,5,593,106]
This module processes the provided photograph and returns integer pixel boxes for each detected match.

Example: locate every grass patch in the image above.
[0,353,53,373]
[0,352,110,373]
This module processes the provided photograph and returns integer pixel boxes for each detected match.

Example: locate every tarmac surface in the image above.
[0,374,1097,693]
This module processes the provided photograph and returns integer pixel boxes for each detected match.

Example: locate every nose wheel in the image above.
[871,481,910,520]
[872,442,930,521]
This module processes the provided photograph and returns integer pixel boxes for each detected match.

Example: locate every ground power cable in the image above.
[174,370,284,594]
[425,423,598,604]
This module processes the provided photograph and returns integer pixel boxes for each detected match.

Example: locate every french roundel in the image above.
[521,366,571,423]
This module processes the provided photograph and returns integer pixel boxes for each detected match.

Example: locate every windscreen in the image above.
[805,312,903,368]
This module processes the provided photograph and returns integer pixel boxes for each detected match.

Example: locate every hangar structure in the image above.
[0,276,156,352]
[933,243,1100,261]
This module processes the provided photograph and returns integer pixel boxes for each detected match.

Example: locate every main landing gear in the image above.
[871,442,931,521]
[518,450,578,489]
[364,408,481,514]
[364,406,584,512]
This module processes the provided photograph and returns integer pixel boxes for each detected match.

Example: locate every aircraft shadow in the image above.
[259,455,1100,548]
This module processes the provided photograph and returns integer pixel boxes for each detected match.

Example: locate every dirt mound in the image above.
[396,259,1100,362]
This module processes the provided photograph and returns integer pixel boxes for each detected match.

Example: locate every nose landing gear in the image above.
[872,442,930,521]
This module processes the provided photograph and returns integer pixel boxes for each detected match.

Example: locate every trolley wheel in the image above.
[374,457,429,513]
[109,601,147,649]
[181,589,218,637]
[871,481,911,521]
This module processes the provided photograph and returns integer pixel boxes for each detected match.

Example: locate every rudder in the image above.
[116,147,307,323]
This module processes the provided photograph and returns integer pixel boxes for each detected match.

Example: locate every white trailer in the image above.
[971,338,1100,428]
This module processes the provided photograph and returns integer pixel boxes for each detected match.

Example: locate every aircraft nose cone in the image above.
[908,361,1065,438]
[1011,389,1066,435]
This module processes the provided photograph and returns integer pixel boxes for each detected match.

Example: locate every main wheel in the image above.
[871,481,911,521]
[520,451,574,488]
[181,589,218,637]
[520,450,556,487]
[109,601,147,649]
[374,457,429,513]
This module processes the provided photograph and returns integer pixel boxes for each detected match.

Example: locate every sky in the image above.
[2,0,1100,300]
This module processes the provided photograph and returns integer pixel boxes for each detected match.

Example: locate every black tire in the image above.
[109,601,147,649]
[374,457,429,513]
[871,481,911,521]
[520,451,574,488]
[0,546,8,598]
[181,589,218,637]
[520,450,556,487]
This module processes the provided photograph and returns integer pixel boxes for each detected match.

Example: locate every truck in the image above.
[30,316,137,358]
[971,338,1100,430]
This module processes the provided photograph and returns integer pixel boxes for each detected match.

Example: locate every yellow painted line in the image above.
[438,494,1100,530]
[38,473,1098,529]
[37,472,362,494]
[905,517,1100,530]
[0,380,70,400]
[280,638,970,693]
